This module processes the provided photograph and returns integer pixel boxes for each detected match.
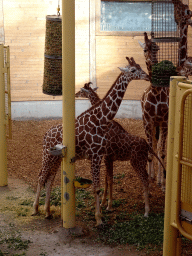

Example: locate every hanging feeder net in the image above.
[43,15,62,95]
[151,0,188,87]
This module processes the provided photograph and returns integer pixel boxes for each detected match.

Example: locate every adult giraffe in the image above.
[172,0,192,68]
[76,82,166,216]
[139,33,168,189]
[173,0,192,75]
[32,57,149,226]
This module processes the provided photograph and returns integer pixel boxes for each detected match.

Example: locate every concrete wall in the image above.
[11,99,142,120]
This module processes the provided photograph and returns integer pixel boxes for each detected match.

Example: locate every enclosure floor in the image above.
[6,118,192,255]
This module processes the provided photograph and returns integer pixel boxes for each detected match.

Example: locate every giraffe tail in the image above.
[148,145,166,179]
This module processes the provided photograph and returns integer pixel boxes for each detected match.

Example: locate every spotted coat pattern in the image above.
[76,82,166,216]
[138,33,169,189]
[32,57,149,226]
[172,0,192,67]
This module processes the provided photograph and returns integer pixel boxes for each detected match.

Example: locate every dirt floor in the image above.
[0,118,190,255]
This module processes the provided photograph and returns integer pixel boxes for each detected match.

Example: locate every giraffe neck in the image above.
[100,73,133,122]
[179,23,188,67]
[88,91,100,105]
[78,73,132,126]
[145,57,152,80]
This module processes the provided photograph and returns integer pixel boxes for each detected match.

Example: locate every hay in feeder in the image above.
[43,15,62,96]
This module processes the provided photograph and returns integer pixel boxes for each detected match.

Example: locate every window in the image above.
[96,0,177,35]
[101,1,151,32]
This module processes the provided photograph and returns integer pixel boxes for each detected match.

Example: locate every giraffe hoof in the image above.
[161,186,166,193]
[31,211,40,216]
[106,207,113,212]
[45,214,53,220]
[96,223,105,230]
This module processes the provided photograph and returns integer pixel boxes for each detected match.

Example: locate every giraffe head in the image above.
[177,57,192,77]
[119,57,150,81]
[75,82,98,99]
[138,32,160,65]
[173,0,192,26]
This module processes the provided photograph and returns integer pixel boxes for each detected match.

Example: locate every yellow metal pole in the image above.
[163,76,186,256]
[0,44,8,186]
[61,0,76,228]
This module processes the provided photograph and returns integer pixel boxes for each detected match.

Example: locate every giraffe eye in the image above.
[144,49,147,53]
[131,68,136,73]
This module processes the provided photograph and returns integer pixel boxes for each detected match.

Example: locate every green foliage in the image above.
[96,212,164,250]
[20,199,33,206]
[6,196,20,200]
[152,60,177,87]
[2,235,31,250]
[16,207,29,217]
[39,187,93,210]
[39,187,61,206]
[112,199,127,208]
[114,173,125,179]
[76,189,93,209]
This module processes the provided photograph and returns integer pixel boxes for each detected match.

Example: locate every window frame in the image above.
[96,0,152,36]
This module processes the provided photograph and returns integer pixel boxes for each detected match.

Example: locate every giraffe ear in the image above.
[118,67,127,72]
[93,87,98,91]
[185,59,192,68]
[138,40,145,49]
[81,88,89,93]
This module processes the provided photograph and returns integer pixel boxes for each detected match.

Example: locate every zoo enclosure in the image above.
[163,77,192,255]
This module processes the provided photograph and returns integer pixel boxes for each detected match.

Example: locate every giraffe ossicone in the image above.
[32,57,149,226]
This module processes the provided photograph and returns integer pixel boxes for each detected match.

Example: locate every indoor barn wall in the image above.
[3,0,192,104]
[3,0,90,102]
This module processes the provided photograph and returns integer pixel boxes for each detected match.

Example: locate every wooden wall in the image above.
[3,0,192,102]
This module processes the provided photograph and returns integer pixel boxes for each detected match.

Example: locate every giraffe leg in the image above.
[106,159,113,211]
[44,178,53,219]
[157,124,167,191]
[101,156,113,211]
[91,156,103,227]
[143,183,150,217]
[100,160,108,208]
[44,162,60,219]
[131,156,150,217]
[145,122,156,181]
[32,181,42,216]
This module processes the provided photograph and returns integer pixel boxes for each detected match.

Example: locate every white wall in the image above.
[11,100,142,120]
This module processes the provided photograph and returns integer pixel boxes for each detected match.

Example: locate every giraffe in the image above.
[138,32,159,81]
[177,57,192,77]
[75,82,166,215]
[172,0,192,76]
[138,32,168,189]
[32,57,149,226]
[172,0,192,67]
[138,2,192,187]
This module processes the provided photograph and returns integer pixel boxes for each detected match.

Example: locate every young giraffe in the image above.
[75,82,166,215]
[138,32,168,188]
[32,57,149,226]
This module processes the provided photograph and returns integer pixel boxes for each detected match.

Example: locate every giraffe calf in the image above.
[101,120,165,216]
